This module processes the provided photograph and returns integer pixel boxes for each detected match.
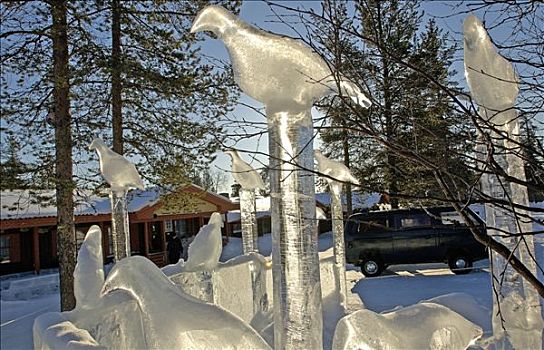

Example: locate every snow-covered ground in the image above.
[1,232,495,350]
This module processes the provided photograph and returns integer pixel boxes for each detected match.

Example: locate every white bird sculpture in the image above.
[74,225,104,309]
[89,138,145,193]
[102,256,271,349]
[225,150,265,190]
[191,5,372,110]
[314,150,359,185]
[463,15,518,123]
[316,206,327,220]
[184,212,224,272]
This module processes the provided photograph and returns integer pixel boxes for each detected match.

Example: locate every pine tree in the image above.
[398,19,475,200]
[1,0,240,309]
[0,137,29,190]
[314,0,473,207]
[79,0,241,189]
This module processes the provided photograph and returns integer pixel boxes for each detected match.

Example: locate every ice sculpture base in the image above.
[332,303,483,350]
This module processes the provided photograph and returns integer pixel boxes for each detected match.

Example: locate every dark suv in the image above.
[345,207,487,277]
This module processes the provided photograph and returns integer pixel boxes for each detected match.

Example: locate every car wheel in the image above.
[448,254,473,275]
[360,258,383,277]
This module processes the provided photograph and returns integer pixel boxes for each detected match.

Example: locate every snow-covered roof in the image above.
[315,192,381,210]
[1,188,161,220]
[227,192,382,223]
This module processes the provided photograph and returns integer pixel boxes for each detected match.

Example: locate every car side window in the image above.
[439,211,464,226]
[399,214,431,228]
[358,218,388,234]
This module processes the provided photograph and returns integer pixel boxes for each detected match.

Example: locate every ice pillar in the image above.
[268,109,323,350]
[330,182,348,308]
[240,188,259,254]
[109,189,130,262]
[478,111,543,348]
[464,14,543,348]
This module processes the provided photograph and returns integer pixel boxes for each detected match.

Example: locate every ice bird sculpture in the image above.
[89,138,144,192]
[225,150,265,190]
[74,225,104,308]
[102,256,271,349]
[315,150,359,185]
[191,5,372,109]
[463,15,518,121]
[184,212,224,271]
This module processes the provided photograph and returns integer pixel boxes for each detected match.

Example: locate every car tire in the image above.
[448,254,473,275]
[360,258,383,277]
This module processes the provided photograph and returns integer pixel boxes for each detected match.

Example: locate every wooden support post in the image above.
[143,222,150,256]
[159,221,166,261]
[32,227,41,275]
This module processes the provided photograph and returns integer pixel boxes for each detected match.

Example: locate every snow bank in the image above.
[2,274,59,301]
[332,302,483,350]
[423,293,492,334]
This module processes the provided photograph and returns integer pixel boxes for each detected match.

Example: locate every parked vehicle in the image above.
[344,207,487,277]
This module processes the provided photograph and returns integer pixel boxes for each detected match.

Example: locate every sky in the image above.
[202,1,500,194]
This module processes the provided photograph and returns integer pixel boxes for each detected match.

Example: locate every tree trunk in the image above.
[51,0,76,311]
[111,0,123,154]
[375,1,399,209]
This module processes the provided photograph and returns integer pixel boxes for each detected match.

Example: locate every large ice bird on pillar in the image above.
[225,149,264,254]
[463,14,543,349]
[89,138,144,262]
[192,5,370,349]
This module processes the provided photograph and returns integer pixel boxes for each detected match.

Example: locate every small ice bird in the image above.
[102,256,271,349]
[225,150,265,190]
[184,212,224,271]
[191,5,372,109]
[314,150,359,185]
[463,15,518,119]
[316,206,327,220]
[89,138,145,192]
[74,225,104,309]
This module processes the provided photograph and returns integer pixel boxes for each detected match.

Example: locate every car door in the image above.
[392,212,439,264]
[347,215,393,262]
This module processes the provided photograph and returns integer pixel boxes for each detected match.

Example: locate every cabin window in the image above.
[0,235,11,263]
[148,222,163,253]
[76,227,89,250]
